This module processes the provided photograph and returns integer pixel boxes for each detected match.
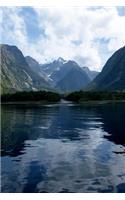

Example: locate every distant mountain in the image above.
[82,67,99,80]
[54,60,91,92]
[42,58,97,84]
[42,57,66,76]
[88,46,125,91]
[50,60,76,83]
[41,58,97,92]
[0,44,52,94]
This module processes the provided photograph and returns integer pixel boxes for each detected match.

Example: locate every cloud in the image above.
[1,7,125,71]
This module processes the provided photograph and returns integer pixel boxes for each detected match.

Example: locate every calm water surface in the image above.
[1,101,125,192]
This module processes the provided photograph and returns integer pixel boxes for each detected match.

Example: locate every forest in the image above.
[64,91,125,102]
[1,91,61,102]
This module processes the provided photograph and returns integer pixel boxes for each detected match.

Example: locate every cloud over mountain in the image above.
[1,7,125,71]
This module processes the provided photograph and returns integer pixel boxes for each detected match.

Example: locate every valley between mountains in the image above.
[1,44,125,95]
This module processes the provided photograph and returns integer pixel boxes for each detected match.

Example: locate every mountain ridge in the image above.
[0,44,53,94]
[87,46,125,91]
[3,44,125,94]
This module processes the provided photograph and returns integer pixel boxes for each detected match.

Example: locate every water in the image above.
[1,102,125,193]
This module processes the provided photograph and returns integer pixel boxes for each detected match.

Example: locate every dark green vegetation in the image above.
[1,91,61,102]
[88,46,125,91]
[65,91,125,102]
[1,90,125,103]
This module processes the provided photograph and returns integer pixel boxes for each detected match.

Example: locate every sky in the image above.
[1,6,125,71]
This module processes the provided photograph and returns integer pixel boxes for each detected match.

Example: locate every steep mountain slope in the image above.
[25,56,53,84]
[82,67,99,80]
[25,56,42,74]
[50,60,77,83]
[88,46,125,91]
[0,44,52,94]
[55,61,90,92]
[42,59,91,92]
[42,58,97,85]
[42,57,66,76]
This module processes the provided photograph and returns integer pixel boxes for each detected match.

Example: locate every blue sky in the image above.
[1,6,125,71]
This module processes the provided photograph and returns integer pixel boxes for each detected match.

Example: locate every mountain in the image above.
[50,60,76,83]
[82,67,99,80]
[0,44,52,94]
[55,61,91,92]
[42,58,97,82]
[88,46,125,91]
[26,56,92,93]
[42,57,66,76]
[41,58,92,92]
[25,56,42,74]
[25,56,53,84]
[1,44,101,94]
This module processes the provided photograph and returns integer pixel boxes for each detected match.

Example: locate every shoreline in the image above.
[1,100,60,105]
[78,99,125,106]
[1,99,125,105]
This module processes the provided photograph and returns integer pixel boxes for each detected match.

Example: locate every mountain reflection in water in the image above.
[1,102,125,192]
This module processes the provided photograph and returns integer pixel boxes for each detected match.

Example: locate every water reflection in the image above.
[1,102,125,192]
[99,103,125,145]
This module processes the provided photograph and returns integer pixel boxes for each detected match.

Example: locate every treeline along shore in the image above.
[1,90,125,103]
[1,91,61,103]
[64,91,125,103]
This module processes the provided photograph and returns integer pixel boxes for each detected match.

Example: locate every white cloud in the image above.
[1,7,125,71]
